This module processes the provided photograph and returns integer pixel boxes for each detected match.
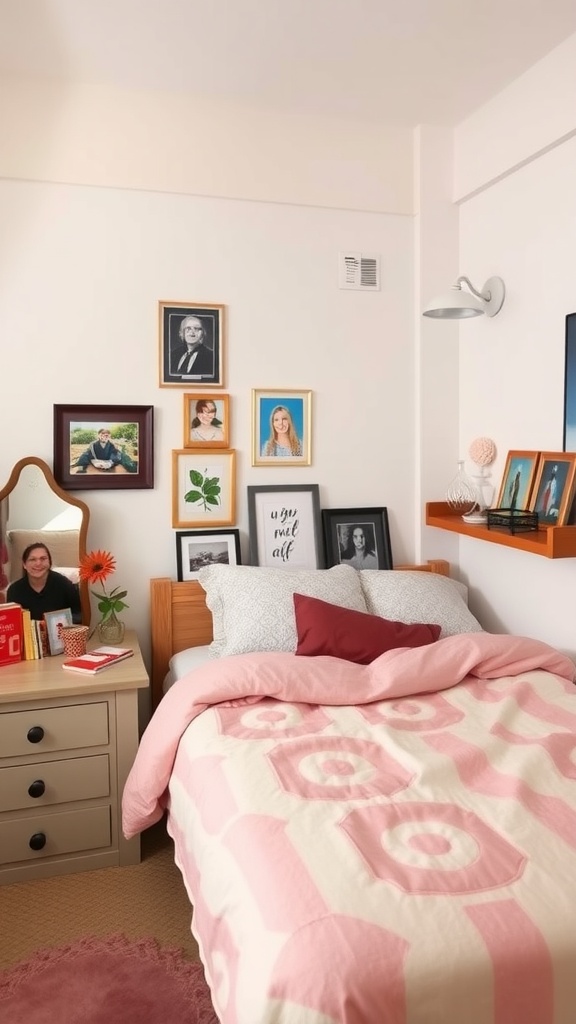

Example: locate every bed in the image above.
[123,561,576,1024]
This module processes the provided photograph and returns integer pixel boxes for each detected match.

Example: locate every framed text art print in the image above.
[321,507,393,569]
[159,301,225,388]
[183,393,230,449]
[172,449,236,528]
[175,528,241,581]
[252,389,312,466]
[247,484,323,569]
[53,405,154,491]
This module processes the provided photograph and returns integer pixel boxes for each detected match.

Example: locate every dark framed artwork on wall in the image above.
[175,528,241,581]
[563,312,576,451]
[159,301,225,388]
[247,484,323,569]
[322,507,393,569]
[53,405,154,490]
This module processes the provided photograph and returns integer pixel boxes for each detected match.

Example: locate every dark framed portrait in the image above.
[159,300,225,388]
[175,528,241,581]
[564,312,576,451]
[322,507,393,569]
[53,405,154,490]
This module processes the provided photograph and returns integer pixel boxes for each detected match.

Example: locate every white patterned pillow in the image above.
[359,571,483,638]
[198,564,367,658]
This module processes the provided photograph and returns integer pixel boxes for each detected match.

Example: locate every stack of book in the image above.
[62,646,134,674]
[0,602,24,666]
[22,609,50,659]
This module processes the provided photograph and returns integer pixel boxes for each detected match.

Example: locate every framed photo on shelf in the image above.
[183,393,230,449]
[528,452,576,527]
[563,312,576,451]
[252,389,311,466]
[322,507,393,569]
[44,607,73,656]
[495,451,539,510]
[175,528,241,581]
[247,484,323,569]
[159,301,225,388]
[53,405,154,490]
[172,449,236,528]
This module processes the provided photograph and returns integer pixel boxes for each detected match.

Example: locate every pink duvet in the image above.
[122,633,576,1023]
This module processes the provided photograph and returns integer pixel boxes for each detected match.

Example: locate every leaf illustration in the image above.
[189,469,204,487]
[184,489,204,504]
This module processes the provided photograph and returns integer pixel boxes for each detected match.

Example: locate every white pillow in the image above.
[198,563,367,658]
[359,571,483,638]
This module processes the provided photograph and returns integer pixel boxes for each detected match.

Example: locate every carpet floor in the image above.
[0,820,199,970]
[0,933,218,1024]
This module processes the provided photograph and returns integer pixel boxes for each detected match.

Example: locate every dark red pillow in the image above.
[293,593,441,664]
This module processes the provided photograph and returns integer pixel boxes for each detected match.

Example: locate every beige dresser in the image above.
[0,629,149,885]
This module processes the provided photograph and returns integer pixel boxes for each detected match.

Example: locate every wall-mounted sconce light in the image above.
[423,276,505,319]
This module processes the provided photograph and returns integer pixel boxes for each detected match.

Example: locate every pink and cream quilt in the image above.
[122,633,576,1024]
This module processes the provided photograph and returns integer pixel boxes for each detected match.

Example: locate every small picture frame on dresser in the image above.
[44,607,73,655]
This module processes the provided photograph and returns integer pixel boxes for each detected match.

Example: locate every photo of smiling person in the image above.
[261,405,302,458]
[191,399,223,442]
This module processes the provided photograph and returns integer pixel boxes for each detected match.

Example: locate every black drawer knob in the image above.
[28,779,46,798]
[27,726,45,744]
[29,832,47,851]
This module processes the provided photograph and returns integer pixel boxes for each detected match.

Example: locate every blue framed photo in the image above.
[252,389,311,466]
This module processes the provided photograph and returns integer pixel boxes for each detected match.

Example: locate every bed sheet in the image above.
[122,633,576,1024]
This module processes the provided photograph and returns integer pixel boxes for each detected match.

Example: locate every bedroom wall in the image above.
[446,34,576,657]
[0,80,424,666]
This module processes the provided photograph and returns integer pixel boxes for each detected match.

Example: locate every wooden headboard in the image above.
[149,559,450,709]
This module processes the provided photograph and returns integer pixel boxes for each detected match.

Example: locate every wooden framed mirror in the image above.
[0,457,90,624]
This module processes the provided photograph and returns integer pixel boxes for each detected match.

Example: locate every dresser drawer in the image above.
[0,805,111,865]
[0,702,109,757]
[0,754,110,812]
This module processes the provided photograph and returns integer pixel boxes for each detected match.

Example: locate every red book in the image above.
[62,646,134,675]
[0,602,24,666]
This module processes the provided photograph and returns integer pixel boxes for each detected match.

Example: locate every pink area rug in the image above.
[0,934,219,1024]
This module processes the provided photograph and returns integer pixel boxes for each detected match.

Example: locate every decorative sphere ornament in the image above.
[469,437,496,467]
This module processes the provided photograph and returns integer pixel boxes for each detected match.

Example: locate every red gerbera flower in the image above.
[79,549,116,585]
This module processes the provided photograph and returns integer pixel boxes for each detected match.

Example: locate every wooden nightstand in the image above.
[0,629,149,885]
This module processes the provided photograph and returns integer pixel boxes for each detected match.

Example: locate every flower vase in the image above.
[97,613,125,645]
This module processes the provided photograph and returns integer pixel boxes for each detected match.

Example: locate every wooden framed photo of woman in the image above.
[159,301,225,388]
[172,450,236,528]
[322,508,393,569]
[183,393,230,449]
[528,452,576,526]
[252,389,311,466]
[495,451,539,510]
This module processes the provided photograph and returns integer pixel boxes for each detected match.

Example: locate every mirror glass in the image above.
[0,457,90,624]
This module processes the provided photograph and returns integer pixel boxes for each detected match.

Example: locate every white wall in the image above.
[0,177,415,666]
[451,36,576,658]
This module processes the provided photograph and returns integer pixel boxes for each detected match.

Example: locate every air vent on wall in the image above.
[338,252,381,291]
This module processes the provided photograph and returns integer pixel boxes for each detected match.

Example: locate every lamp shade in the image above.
[422,276,505,319]
[422,285,484,319]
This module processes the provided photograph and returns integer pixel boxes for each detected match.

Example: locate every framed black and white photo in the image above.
[53,404,154,490]
[44,607,73,655]
[247,484,323,569]
[322,507,393,569]
[176,529,241,580]
[159,301,225,388]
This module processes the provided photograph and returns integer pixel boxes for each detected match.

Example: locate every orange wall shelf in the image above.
[425,502,576,559]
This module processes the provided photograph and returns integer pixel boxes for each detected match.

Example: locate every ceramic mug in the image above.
[58,624,89,658]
